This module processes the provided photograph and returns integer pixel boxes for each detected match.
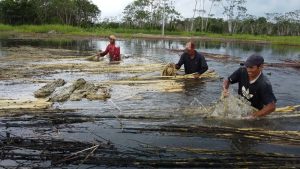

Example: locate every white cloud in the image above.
[246,0,300,17]
[92,0,134,20]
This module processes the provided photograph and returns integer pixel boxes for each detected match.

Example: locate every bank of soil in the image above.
[0,31,273,45]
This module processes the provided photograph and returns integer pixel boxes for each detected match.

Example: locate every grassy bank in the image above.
[1,24,299,45]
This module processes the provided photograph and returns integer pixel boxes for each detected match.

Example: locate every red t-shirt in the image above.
[101,44,121,61]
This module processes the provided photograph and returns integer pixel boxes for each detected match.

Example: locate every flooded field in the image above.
[0,37,300,168]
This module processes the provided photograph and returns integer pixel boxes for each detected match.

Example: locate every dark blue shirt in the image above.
[228,67,277,110]
[176,51,208,74]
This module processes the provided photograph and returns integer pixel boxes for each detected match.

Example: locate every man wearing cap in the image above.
[223,54,276,118]
[175,41,208,78]
[96,35,121,62]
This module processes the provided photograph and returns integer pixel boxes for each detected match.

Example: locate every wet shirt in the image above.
[228,67,276,110]
[101,44,120,61]
[176,51,208,74]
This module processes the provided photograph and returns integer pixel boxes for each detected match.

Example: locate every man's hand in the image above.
[95,50,104,61]
[241,114,255,120]
[222,88,229,98]
[222,79,230,98]
[250,102,276,118]
[95,55,99,61]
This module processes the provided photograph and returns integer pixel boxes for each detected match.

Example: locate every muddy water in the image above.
[0,38,300,168]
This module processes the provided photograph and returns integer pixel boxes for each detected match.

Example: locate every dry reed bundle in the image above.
[162,63,176,76]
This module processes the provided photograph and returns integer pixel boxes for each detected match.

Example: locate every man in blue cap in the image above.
[222,54,276,118]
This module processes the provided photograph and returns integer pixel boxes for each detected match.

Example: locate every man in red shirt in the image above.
[96,35,121,62]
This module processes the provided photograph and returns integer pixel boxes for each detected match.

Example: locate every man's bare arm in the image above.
[252,101,276,118]
[222,79,230,97]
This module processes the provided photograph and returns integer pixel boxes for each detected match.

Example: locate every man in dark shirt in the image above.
[175,41,208,78]
[223,54,276,118]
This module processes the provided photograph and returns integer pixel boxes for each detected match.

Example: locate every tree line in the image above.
[119,0,300,36]
[0,0,299,36]
[0,0,100,26]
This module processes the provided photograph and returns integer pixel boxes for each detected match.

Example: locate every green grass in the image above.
[0,24,299,45]
[0,24,85,34]
[0,24,13,31]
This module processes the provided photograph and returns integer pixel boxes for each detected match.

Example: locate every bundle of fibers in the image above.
[209,94,257,119]
[162,63,176,76]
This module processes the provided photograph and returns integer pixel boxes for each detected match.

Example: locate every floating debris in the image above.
[0,98,52,111]
[50,78,86,102]
[70,83,111,101]
[34,79,65,98]
[34,78,111,102]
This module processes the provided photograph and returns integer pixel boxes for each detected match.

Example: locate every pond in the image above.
[0,37,300,168]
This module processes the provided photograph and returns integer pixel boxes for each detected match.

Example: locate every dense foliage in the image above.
[0,0,100,26]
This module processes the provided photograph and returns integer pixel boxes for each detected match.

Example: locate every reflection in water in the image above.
[203,118,281,130]
[194,41,264,55]
[2,38,299,62]
[0,41,8,57]
[182,79,206,95]
[230,134,257,153]
[271,45,300,61]
[0,38,94,51]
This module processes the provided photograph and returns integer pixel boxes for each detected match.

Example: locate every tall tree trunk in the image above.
[201,0,205,31]
[205,0,216,32]
[190,0,198,32]
[228,19,232,34]
[250,25,254,34]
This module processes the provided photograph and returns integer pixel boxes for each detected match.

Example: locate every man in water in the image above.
[223,54,276,118]
[96,35,120,62]
[175,41,208,78]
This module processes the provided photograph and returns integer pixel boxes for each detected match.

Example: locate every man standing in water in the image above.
[223,54,276,118]
[96,35,120,62]
[175,41,208,78]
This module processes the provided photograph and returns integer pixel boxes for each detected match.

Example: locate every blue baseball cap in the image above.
[244,54,264,67]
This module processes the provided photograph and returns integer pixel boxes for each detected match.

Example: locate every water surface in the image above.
[0,38,299,168]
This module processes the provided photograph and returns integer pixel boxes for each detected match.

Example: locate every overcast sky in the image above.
[91,0,300,20]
